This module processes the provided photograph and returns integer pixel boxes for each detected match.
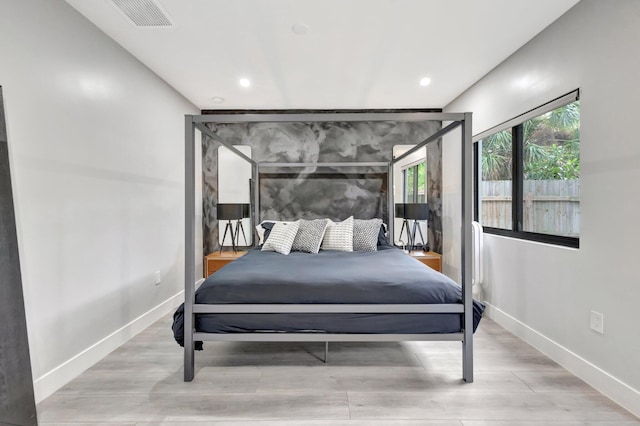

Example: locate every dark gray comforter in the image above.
[173,245,485,347]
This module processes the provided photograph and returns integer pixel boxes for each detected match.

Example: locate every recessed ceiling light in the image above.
[239,78,251,88]
[419,77,432,87]
[211,96,224,103]
[292,22,309,35]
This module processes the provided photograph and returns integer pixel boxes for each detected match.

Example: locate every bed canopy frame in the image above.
[184,111,474,382]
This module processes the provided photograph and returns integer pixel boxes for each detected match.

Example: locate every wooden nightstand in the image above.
[204,251,247,277]
[409,251,442,272]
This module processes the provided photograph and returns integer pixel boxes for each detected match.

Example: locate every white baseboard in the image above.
[484,302,640,419]
[33,290,186,403]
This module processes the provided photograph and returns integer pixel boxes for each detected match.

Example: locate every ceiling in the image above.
[65,0,579,110]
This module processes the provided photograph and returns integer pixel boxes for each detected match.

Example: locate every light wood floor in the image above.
[37,315,639,425]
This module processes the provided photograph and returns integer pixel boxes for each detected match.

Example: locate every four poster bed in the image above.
[176,112,480,383]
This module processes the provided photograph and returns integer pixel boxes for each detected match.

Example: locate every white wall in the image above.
[0,0,199,402]
[443,0,640,416]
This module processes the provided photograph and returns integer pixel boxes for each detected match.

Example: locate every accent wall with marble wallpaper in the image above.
[202,120,443,254]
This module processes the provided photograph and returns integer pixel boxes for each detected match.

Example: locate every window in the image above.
[403,162,426,203]
[478,129,513,229]
[474,92,580,248]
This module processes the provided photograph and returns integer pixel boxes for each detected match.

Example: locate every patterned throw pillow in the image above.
[353,218,383,251]
[291,219,329,254]
[321,216,354,251]
[261,221,300,255]
[256,220,292,244]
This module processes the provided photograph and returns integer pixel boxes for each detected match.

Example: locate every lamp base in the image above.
[219,220,237,253]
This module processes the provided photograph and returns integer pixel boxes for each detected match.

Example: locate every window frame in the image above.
[474,91,580,249]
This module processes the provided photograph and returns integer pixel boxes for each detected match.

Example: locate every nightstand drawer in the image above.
[409,251,442,272]
[418,257,441,271]
[206,259,230,274]
[204,251,246,277]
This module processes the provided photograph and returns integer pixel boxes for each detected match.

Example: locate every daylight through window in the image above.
[403,162,426,203]
[475,95,580,248]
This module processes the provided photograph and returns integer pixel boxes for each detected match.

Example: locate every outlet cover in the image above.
[155,270,161,285]
[590,310,604,334]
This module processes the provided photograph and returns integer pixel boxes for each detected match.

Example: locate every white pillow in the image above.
[261,221,300,255]
[255,220,292,244]
[321,216,354,252]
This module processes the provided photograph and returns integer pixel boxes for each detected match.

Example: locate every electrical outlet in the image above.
[590,310,604,334]
[155,270,161,285]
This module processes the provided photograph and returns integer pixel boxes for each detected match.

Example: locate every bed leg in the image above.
[184,114,196,382]
[184,328,194,382]
[462,327,473,383]
[324,341,329,363]
[184,304,194,381]
[461,111,474,384]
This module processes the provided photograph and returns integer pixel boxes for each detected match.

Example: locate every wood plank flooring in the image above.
[37,315,639,425]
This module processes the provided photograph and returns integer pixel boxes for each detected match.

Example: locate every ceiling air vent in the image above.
[112,0,173,27]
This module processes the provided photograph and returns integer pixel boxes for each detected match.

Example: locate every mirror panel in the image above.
[393,145,428,249]
[218,145,252,246]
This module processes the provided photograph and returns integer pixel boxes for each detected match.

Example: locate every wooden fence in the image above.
[481,179,580,237]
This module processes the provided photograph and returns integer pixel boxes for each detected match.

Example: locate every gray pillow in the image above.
[353,218,383,251]
[291,219,329,254]
[261,221,300,255]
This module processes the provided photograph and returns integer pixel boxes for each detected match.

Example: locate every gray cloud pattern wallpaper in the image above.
[203,120,442,255]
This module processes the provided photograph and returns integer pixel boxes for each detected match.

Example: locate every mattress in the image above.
[172,245,485,347]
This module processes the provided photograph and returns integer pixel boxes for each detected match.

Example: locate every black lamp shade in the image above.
[394,203,406,219]
[241,203,251,218]
[403,203,429,220]
[216,203,245,220]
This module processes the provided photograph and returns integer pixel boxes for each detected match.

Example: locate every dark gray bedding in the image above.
[173,245,485,347]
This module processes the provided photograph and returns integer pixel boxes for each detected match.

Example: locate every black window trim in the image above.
[479,226,579,248]
[473,90,581,249]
